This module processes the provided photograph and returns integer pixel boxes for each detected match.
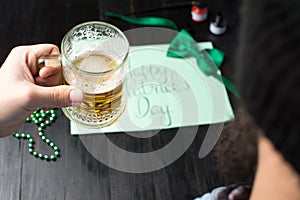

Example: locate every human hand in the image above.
[0,44,83,137]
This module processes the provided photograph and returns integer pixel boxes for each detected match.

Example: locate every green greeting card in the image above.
[71,42,234,135]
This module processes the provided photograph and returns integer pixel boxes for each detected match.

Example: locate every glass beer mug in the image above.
[38,21,129,128]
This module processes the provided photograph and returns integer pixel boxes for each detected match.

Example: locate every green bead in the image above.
[38,117,43,122]
[40,123,45,128]
[44,155,49,160]
[33,151,38,157]
[54,151,60,156]
[45,139,50,144]
[41,113,46,118]
[38,153,44,158]
[50,110,55,114]
[49,142,54,147]
[14,133,20,138]
[45,120,50,125]
[53,146,59,151]
[29,138,34,143]
[38,132,43,136]
[50,155,56,160]
[28,143,33,148]
[26,117,31,122]
[34,119,39,124]
[38,127,43,132]
[49,117,55,122]
[35,113,40,118]
[28,148,33,153]
[41,135,46,141]
[21,133,26,138]
[26,134,31,139]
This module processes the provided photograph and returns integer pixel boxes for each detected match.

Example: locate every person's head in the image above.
[214,109,258,184]
[237,0,300,175]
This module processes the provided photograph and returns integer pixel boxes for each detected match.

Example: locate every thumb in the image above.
[32,85,84,108]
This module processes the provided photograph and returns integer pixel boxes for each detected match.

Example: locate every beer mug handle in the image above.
[37,54,62,70]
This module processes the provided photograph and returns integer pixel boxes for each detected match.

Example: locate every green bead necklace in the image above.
[13,108,60,161]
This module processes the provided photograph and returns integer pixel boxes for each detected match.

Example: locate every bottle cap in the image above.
[191,0,208,22]
[209,12,227,35]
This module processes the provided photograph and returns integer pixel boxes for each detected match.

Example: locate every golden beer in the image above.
[62,52,126,127]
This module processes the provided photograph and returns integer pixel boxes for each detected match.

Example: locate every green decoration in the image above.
[167,29,240,98]
[13,109,60,161]
[105,12,179,31]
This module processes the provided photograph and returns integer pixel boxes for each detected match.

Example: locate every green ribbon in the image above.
[167,29,240,98]
[105,13,239,98]
[105,12,179,31]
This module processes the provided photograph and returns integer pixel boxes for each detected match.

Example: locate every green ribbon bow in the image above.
[105,12,239,98]
[167,29,239,98]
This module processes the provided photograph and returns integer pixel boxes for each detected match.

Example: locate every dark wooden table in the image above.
[0,0,241,199]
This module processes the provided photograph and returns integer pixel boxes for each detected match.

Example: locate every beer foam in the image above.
[73,52,116,73]
[63,52,124,94]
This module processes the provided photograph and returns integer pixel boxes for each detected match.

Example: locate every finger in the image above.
[228,186,251,200]
[35,73,62,86]
[39,65,61,79]
[24,44,60,75]
[32,85,84,108]
[28,43,60,56]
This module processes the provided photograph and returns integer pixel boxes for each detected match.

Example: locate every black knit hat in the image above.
[237,0,300,174]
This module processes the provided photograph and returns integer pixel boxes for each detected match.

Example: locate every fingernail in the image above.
[70,89,84,104]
